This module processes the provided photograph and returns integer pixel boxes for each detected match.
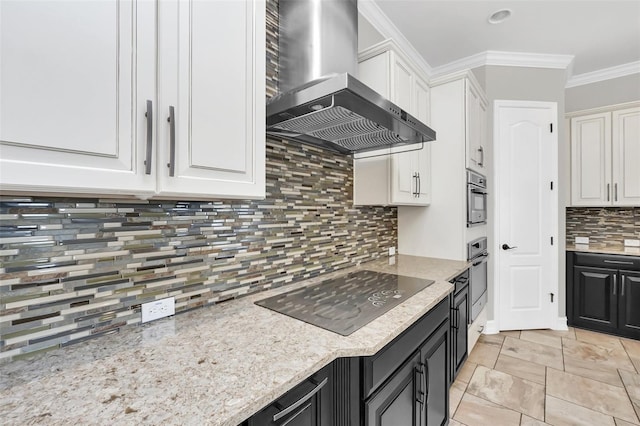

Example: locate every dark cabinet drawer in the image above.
[573,252,640,270]
[362,298,449,398]
[247,363,333,426]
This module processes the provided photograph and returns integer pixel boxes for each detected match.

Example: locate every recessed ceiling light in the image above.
[488,9,512,24]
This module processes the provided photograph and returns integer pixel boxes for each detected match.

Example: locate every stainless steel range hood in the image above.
[267,0,436,155]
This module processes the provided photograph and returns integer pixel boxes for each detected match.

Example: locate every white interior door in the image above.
[495,101,558,331]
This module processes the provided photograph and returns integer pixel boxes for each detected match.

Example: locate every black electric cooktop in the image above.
[255,270,434,336]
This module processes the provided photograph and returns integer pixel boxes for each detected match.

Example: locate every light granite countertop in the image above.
[0,254,469,426]
[566,244,640,257]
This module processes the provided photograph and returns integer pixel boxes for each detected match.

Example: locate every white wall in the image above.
[566,73,640,113]
[472,65,568,323]
[358,13,385,51]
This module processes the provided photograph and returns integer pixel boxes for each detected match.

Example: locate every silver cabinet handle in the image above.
[415,364,424,408]
[167,106,176,177]
[604,260,634,265]
[478,146,484,167]
[607,183,610,202]
[417,172,421,197]
[613,274,617,296]
[272,377,328,421]
[144,100,153,175]
[621,275,626,296]
[413,173,418,197]
[615,183,618,202]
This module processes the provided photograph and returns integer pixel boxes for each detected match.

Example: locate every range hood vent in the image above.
[267,0,436,155]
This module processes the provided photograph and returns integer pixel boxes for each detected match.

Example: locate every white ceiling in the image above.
[369,0,640,77]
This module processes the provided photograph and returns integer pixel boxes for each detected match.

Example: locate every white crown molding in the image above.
[565,61,640,88]
[430,51,575,79]
[358,0,433,78]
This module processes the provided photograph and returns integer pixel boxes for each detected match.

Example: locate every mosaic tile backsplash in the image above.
[566,207,640,246]
[0,0,398,361]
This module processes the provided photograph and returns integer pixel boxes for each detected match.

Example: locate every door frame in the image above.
[491,100,560,332]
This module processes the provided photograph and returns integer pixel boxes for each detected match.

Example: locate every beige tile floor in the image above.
[450,328,640,426]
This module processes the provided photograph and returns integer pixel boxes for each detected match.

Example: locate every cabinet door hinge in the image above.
[550,123,553,133]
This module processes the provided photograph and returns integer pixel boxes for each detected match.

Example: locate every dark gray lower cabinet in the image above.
[619,271,640,334]
[449,270,469,382]
[246,297,452,426]
[246,363,333,426]
[365,320,450,426]
[365,351,421,426]
[567,252,640,340]
[422,321,450,426]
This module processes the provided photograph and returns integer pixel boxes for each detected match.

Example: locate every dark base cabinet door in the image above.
[573,266,618,332]
[451,287,469,381]
[365,352,421,426]
[619,271,640,338]
[421,321,450,426]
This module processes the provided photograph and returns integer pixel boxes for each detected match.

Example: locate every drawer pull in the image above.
[603,260,634,265]
[272,377,328,422]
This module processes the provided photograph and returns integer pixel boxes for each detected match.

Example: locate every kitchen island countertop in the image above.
[0,254,469,426]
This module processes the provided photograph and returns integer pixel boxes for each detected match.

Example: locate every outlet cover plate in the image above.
[141,297,175,323]
[389,247,396,256]
[575,237,590,245]
[625,239,640,247]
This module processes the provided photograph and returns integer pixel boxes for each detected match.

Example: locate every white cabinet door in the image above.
[391,54,413,113]
[0,0,156,195]
[157,0,265,200]
[414,78,431,204]
[571,112,612,206]
[465,82,485,173]
[612,107,640,205]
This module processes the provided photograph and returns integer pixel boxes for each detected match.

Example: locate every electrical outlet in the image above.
[141,297,175,323]
[625,239,640,247]
[575,237,589,245]
[389,247,396,256]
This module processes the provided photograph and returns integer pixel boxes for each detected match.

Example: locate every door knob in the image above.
[502,244,517,250]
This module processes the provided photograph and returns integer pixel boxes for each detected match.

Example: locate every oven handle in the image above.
[469,188,488,195]
[471,253,489,266]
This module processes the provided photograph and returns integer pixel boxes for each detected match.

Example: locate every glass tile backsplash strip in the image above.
[566,207,640,246]
[0,138,397,361]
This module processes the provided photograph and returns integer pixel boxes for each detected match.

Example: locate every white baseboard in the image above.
[484,320,500,334]
[552,316,569,331]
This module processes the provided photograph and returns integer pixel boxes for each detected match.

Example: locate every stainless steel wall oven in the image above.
[467,169,487,227]
[467,237,488,322]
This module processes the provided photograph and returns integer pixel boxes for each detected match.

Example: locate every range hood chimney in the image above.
[266,0,436,155]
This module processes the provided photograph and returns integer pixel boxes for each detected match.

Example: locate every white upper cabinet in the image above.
[465,81,487,173]
[612,107,640,205]
[0,0,156,196]
[570,105,639,206]
[570,112,612,206]
[0,0,265,200]
[157,0,265,199]
[354,40,431,206]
